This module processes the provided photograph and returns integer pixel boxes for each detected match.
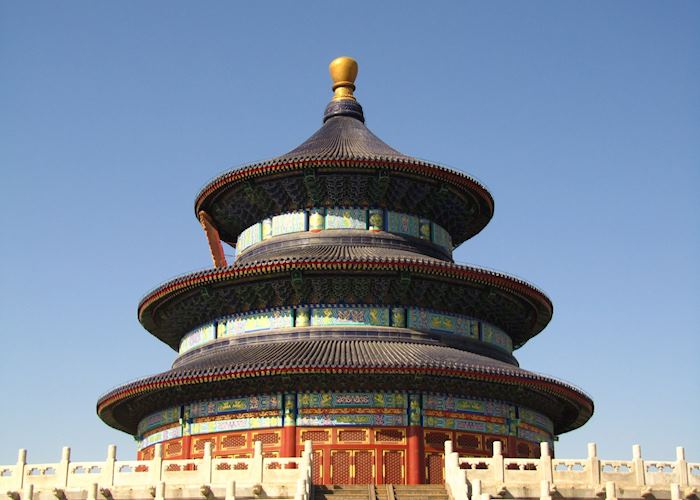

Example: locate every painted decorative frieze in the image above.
[137,406,180,436]
[218,309,294,337]
[432,222,452,251]
[309,208,325,232]
[325,208,367,230]
[310,306,390,327]
[297,392,407,409]
[518,406,554,434]
[368,209,383,231]
[236,223,261,252]
[235,207,454,253]
[189,415,283,435]
[138,426,182,450]
[482,323,513,352]
[187,394,283,418]
[407,308,479,339]
[422,395,511,418]
[271,210,306,236]
[179,324,216,354]
[386,211,420,237]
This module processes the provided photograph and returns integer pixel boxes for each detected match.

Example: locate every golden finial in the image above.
[329,56,358,101]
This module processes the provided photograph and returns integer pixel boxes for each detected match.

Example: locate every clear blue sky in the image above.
[1,1,698,464]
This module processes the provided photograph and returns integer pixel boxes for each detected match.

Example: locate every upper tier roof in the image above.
[194,61,494,249]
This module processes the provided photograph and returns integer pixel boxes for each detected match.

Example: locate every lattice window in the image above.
[165,441,182,456]
[517,442,531,457]
[301,430,330,442]
[193,438,216,453]
[140,447,154,460]
[425,432,450,447]
[355,451,374,484]
[221,434,246,449]
[457,434,480,450]
[253,432,279,445]
[375,429,404,442]
[331,451,351,484]
[426,453,444,484]
[383,451,403,484]
[338,430,366,442]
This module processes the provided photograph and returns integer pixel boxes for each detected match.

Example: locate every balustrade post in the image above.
[540,480,552,500]
[154,481,165,500]
[22,483,33,500]
[540,442,553,482]
[675,447,689,486]
[59,447,71,488]
[225,480,236,500]
[470,478,482,500]
[587,443,601,486]
[14,449,26,491]
[151,444,163,483]
[252,441,263,483]
[106,445,116,487]
[605,481,617,500]
[492,441,504,484]
[203,442,213,483]
[670,483,681,500]
[632,444,645,486]
[87,483,97,500]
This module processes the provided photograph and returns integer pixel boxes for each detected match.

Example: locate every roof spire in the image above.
[323,56,365,123]
[330,56,358,101]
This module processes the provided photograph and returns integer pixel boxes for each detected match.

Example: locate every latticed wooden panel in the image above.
[165,441,182,457]
[220,434,246,449]
[517,442,531,457]
[383,451,403,484]
[485,438,507,455]
[425,431,450,448]
[457,433,480,450]
[311,450,323,485]
[193,438,216,453]
[355,451,374,484]
[426,453,444,484]
[338,430,366,442]
[301,430,330,443]
[331,451,351,484]
[140,447,154,460]
[375,429,404,443]
[253,432,279,446]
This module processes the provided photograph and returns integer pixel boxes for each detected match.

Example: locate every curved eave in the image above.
[97,361,593,436]
[194,157,495,246]
[137,257,553,350]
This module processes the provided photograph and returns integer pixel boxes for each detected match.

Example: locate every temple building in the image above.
[96,57,593,485]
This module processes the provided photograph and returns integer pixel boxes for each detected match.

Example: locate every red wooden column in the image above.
[406,394,425,484]
[281,393,297,457]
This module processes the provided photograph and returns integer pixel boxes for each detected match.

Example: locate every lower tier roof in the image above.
[97,339,593,436]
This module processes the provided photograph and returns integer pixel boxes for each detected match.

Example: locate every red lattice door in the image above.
[382,450,404,484]
[311,450,324,484]
[330,450,376,484]
[426,452,444,484]
[331,450,352,484]
[354,450,374,484]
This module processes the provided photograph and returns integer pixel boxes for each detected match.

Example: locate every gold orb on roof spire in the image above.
[329,56,358,101]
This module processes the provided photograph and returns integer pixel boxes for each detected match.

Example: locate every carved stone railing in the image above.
[1,441,312,500]
[444,441,699,500]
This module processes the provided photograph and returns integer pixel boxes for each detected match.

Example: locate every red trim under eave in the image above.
[137,259,552,322]
[97,365,592,416]
[194,158,494,216]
